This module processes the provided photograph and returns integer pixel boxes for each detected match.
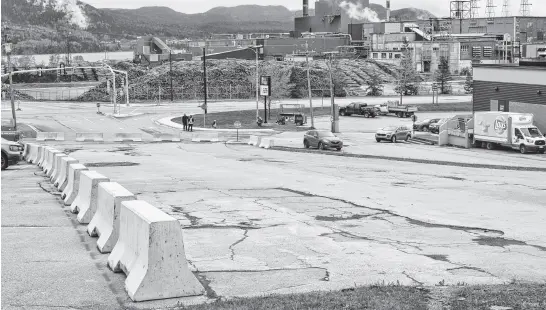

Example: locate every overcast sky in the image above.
[84,0,546,17]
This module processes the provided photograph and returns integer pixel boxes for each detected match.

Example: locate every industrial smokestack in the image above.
[386,0,391,21]
[303,0,309,17]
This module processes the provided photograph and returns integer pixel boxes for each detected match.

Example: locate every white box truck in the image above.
[472,112,546,154]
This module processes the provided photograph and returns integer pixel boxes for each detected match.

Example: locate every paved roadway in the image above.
[4,94,470,141]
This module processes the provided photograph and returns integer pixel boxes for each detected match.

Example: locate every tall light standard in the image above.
[305,41,315,128]
[247,45,263,120]
[324,51,338,133]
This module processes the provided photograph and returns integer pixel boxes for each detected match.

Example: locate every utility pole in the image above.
[203,47,207,127]
[254,46,260,120]
[169,50,173,102]
[305,42,315,128]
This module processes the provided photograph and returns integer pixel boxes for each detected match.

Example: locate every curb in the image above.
[155,116,276,133]
[107,113,147,119]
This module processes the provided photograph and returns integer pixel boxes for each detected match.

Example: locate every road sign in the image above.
[199,102,207,111]
[259,85,269,96]
[233,121,241,128]
[96,103,101,108]
[432,83,438,91]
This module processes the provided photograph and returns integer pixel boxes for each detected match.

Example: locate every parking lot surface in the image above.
[4,141,544,302]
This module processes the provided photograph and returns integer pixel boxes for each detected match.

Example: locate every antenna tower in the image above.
[519,0,531,16]
[470,0,480,18]
[485,0,496,18]
[502,0,510,16]
[450,1,471,19]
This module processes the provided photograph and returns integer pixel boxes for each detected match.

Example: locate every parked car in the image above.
[304,130,343,151]
[1,138,24,170]
[413,118,441,132]
[339,103,376,118]
[375,125,412,143]
[429,118,450,134]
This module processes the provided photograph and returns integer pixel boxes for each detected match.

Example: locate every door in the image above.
[309,131,319,147]
[347,103,355,114]
[396,127,405,139]
[498,100,509,112]
[514,128,524,145]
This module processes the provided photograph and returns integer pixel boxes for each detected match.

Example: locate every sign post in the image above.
[432,83,438,104]
[234,121,241,142]
[259,76,271,123]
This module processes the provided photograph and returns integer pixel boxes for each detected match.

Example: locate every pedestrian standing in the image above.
[188,115,194,132]
[182,114,188,131]
[212,120,217,129]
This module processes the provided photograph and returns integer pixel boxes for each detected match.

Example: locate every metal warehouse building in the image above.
[473,62,546,133]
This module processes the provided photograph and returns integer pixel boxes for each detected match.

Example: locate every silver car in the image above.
[375,125,412,143]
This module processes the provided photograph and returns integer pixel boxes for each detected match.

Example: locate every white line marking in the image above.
[26,124,41,133]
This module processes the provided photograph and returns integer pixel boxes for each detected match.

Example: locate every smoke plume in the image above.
[339,1,381,22]
[55,0,88,29]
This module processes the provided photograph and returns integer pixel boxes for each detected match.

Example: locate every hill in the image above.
[294,3,435,21]
[1,0,434,55]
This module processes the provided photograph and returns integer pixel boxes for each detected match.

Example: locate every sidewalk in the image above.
[1,163,206,309]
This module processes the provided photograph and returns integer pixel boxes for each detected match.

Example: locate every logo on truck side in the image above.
[494,116,507,134]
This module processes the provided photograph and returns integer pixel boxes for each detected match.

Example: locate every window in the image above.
[461,45,469,52]
[381,53,387,58]
[483,46,493,57]
[393,47,399,51]
[389,53,393,59]
[472,46,482,58]
[433,47,439,51]
[373,53,378,59]
[395,54,401,58]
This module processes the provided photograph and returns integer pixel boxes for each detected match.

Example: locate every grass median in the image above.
[177,284,546,310]
[172,101,472,131]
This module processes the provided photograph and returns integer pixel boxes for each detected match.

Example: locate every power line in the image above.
[520,0,532,16]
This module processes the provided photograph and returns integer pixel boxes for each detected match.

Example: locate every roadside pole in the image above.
[203,47,208,127]
[169,50,173,102]
[255,47,259,120]
[9,72,17,130]
[305,42,315,128]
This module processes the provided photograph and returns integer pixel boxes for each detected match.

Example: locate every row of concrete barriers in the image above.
[23,143,205,302]
[248,135,275,149]
[35,132,222,143]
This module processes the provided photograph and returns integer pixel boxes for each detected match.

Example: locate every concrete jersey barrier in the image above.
[24,143,38,163]
[36,132,65,141]
[61,164,88,206]
[259,138,275,149]
[87,182,136,253]
[37,146,50,168]
[248,135,262,146]
[49,153,67,179]
[114,133,143,142]
[50,153,67,181]
[76,132,104,142]
[55,157,79,190]
[153,133,181,142]
[191,132,219,142]
[107,200,204,301]
[44,149,62,174]
[38,147,52,168]
[71,171,110,223]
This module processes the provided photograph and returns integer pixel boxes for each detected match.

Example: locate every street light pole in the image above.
[3,28,17,130]
[169,50,173,102]
[305,42,315,128]
[255,46,259,120]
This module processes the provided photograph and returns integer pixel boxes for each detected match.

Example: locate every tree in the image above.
[464,71,473,94]
[395,40,420,103]
[435,56,452,94]
[365,71,384,96]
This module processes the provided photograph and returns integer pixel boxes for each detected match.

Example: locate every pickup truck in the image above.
[339,103,377,118]
[1,118,21,142]
[374,100,418,118]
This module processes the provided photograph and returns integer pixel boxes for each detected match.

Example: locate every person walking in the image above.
[182,114,188,131]
[188,115,194,132]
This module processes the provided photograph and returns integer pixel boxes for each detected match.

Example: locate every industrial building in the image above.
[133,36,192,65]
[472,60,546,133]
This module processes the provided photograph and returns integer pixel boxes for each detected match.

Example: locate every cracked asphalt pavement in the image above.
[6,140,543,302]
